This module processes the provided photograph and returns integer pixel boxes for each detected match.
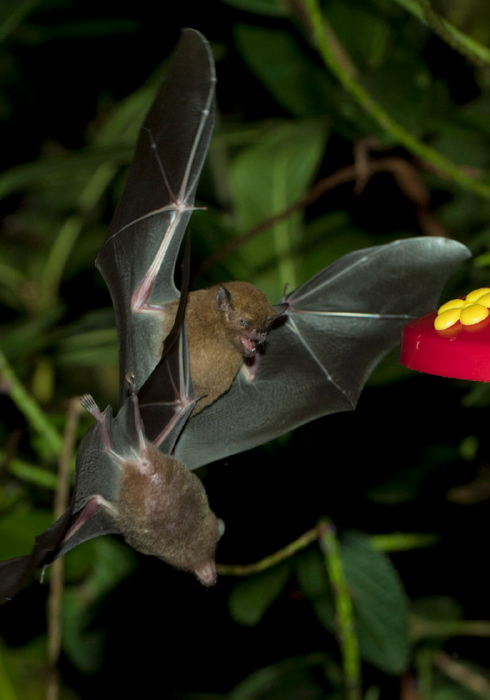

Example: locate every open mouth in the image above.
[240,336,258,357]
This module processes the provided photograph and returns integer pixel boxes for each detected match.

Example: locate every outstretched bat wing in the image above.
[90,33,470,472]
[0,507,76,603]
[95,28,216,402]
[0,422,118,603]
[174,236,470,469]
[137,238,196,452]
[0,30,205,603]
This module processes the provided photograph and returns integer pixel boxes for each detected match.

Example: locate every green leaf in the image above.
[228,653,333,700]
[0,638,62,700]
[0,642,22,700]
[228,562,291,626]
[0,0,42,44]
[295,549,336,632]
[391,0,490,65]
[363,60,450,137]
[235,24,335,117]
[0,508,54,559]
[220,0,287,16]
[4,456,58,489]
[432,686,484,700]
[58,328,118,367]
[327,0,392,70]
[296,537,410,674]
[301,216,373,281]
[0,147,133,200]
[0,308,63,357]
[229,119,328,297]
[341,532,410,674]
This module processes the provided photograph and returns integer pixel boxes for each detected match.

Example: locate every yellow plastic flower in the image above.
[435,287,490,330]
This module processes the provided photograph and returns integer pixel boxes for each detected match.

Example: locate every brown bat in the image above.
[161,282,287,413]
[0,238,223,602]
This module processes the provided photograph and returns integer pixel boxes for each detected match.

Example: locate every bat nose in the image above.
[195,560,217,587]
[251,330,267,343]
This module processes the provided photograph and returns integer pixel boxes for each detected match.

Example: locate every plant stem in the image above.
[46,399,81,700]
[217,525,318,576]
[298,0,490,199]
[0,348,63,460]
[319,518,362,700]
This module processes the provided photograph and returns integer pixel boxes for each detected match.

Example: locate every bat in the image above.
[0,238,223,603]
[0,29,471,603]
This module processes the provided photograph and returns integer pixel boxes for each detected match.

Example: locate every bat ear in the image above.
[216,284,233,312]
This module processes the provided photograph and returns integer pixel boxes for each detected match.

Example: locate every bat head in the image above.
[216,282,288,357]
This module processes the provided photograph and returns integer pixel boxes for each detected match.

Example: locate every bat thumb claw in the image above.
[124,372,137,394]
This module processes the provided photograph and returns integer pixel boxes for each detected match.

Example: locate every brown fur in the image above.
[115,443,219,585]
[162,282,281,413]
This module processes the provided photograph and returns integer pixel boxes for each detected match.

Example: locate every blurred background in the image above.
[1,0,490,698]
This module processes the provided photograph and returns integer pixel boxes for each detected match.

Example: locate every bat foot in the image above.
[80,394,101,417]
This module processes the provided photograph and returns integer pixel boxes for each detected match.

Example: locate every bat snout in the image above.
[194,560,217,587]
[240,335,259,357]
[241,331,268,355]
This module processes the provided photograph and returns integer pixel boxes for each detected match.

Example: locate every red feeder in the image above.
[400,287,490,382]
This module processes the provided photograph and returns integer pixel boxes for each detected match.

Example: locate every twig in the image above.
[412,617,490,642]
[218,527,437,577]
[296,0,490,200]
[434,651,490,699]
[318,518,361,700]
[198,154,449,275]
[0,348,63,460]
[217,525,318,576]
[412,0,490,68]
[219,520,361,699]
[46,398,81,700]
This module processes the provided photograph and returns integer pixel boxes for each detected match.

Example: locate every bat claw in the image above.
[80,394,99,415]
[124,372,137,395]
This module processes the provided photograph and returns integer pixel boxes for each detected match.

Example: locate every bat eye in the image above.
[239,319,249,328]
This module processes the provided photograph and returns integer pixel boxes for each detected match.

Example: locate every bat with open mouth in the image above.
[0,29,470,603]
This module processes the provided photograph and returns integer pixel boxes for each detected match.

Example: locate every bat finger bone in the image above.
[64,495,115,543]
